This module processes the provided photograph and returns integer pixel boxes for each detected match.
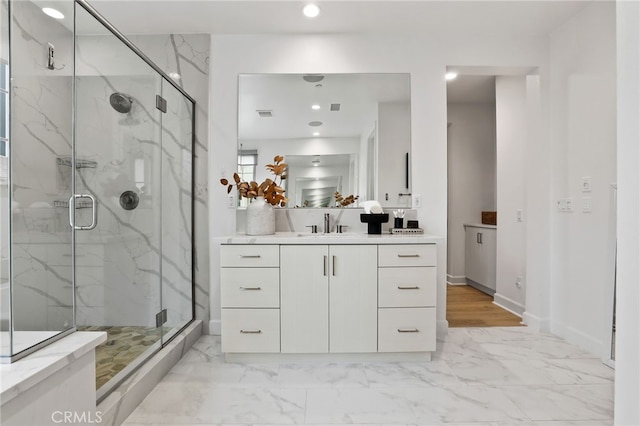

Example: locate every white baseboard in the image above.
[552,321,606,359]
[522,311,550,332]
[447,274,467,285]
[564,326,606,358]
[209,319,221,336]
[493,293,525,317]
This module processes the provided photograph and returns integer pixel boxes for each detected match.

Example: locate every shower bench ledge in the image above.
[0,331,107,425]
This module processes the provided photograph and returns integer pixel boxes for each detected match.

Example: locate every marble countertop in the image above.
[463,223,497,229]
[0,331,107,405]
[220,232,444,245]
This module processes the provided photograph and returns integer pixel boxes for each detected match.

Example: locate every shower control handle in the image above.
[69,194,98,231]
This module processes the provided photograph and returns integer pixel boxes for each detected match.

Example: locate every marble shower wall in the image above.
[9,0,75,335]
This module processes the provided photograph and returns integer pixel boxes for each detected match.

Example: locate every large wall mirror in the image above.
[238,73,412,208]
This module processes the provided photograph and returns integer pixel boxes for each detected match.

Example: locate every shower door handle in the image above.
[69,194,98,230]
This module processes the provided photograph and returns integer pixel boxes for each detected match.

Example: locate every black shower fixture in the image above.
[109,92,133,113]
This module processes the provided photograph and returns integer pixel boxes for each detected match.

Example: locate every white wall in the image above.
[446,103,496,283]
[495,76,527,315]
[209,33,549,334]
[547,2,617,356]
[615,0,640,423]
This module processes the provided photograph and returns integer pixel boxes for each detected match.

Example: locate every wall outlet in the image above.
[515,276,523,289]
[516,209,523,222]
[582,197,592,213]
[412,194,422,208]
[227,194,236,208]
[557,198,574,212]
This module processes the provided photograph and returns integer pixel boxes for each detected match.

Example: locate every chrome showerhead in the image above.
[109,92,133,114]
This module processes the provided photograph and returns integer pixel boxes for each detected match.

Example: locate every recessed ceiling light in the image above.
[311,104,320,110]
[303,4,320,18]
[312,159,320,166]
[169,72,181,80]
[313,132,320,136]
[308,121,323,127]
[445,72,458,81]
[42,7,64,19]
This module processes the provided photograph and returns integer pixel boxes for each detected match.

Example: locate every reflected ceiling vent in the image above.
[303,74,325,83]
[308,121,323,127]
[257,110,273,118]
[330,103,341,111]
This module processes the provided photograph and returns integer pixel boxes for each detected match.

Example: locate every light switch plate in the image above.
[412,194,422,208]
[582,176,592,192]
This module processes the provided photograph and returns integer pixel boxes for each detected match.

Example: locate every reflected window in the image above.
[237,150,257,208]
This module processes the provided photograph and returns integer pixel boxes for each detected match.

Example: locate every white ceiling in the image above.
[87,0,591,37]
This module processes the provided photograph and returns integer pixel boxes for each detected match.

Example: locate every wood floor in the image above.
[447,285,524,328]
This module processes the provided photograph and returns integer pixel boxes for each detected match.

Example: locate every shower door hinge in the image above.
[155,309,167,328]
[156,95,167,113]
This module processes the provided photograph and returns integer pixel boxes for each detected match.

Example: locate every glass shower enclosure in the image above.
[1,0,195,400]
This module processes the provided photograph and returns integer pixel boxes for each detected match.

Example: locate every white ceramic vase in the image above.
[246,196,275,235]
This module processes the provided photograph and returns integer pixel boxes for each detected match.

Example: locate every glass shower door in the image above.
[160,79,194,342]
[74,3,162,394]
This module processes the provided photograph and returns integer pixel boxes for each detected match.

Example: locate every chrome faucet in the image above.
[324,213,331,234]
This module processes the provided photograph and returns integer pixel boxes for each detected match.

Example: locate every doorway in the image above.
[445,69,530,327]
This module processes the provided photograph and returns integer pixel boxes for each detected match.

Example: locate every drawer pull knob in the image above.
[397,286,420,290]
[240,329,262,334]
[240,286,262,291]
[397,328,419,333]
[397,254,420,258]
[240,255,261,258]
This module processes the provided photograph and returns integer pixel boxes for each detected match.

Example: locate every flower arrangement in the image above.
[220,155,288,207]
[334,191,359,208]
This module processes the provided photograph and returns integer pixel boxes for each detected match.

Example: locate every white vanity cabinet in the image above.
[219,234,441,358]
[280,245,377,353]
[464,224,497,295]
[377,244,437,352]
[220,245,280,353]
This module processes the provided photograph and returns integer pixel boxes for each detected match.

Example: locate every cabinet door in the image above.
[329,245,378,353]
[465,227,497,290]
[465,227,484,284]
[281,245,329,353]
[479,228,497,290]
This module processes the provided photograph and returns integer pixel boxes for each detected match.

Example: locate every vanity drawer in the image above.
[221,268,280,308]
[221,245,279,267]
[378,307,436,352]
[378,244,436,267]
[378,267,436,308]
[221,308,280,353]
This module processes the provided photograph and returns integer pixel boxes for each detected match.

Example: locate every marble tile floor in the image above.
[123,327,614,426]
